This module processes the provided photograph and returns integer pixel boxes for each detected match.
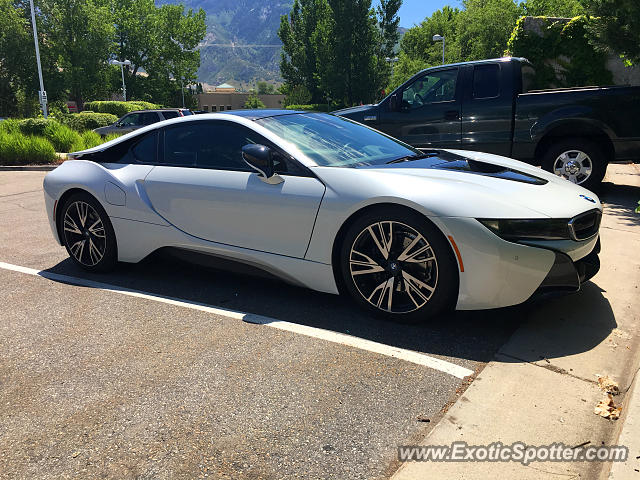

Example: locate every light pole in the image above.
[433,34,445,65]
[29,0,47,118]
[109,59,131,101]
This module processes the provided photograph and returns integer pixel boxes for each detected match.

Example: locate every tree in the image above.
[580,0,640,64]
[0,0,36,116]
[279,0,401,106]
[278,0,334,103]
[523,0,584,16]
[257,81,276,94]
[112,0,205,104]
[37,0,115,107]
[456,0,524,61]
[244,92,266,109]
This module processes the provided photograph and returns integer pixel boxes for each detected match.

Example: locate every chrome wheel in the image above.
[349,221,438,314]
[553,150,592,185]
[63,201,106,266]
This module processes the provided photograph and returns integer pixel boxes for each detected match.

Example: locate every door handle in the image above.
[444,110,459,120]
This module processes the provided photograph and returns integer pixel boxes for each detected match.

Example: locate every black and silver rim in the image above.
[553,150,592,184]
[63,201,106,266]
[349,221,438,314]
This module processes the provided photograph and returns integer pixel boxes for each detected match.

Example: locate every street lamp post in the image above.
[109,59,132,101]
[29,0,47,118]
[433,34,445,65]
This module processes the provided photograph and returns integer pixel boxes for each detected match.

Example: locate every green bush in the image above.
[58,112,118,131]
[17,118,57,136]
[43,122,84,153]
[0,131,57,165]
[80,130,102,149]
[83,100,161,117]
[285,104,330,111]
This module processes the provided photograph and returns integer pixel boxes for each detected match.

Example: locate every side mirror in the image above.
[241,144,284,185]
[389,93,400,112]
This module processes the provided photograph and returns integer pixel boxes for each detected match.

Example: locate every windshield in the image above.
[255,113,421,167]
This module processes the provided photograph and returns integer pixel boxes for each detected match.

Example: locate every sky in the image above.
[390,0,460,28]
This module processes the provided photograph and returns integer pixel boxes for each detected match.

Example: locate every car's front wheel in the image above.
[339,208,458,323]
[60,192,117,272]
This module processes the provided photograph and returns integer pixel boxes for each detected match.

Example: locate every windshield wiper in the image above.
[386,152,438,164]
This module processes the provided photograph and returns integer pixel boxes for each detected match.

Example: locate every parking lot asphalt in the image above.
[0,168,635,479]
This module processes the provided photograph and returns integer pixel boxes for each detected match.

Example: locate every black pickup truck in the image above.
[335,57,640,190]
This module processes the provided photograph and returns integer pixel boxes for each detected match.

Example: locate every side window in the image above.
[120,113,141,126]
[140,112,160,125]
[402,69,458,109]
[131,131,157,163]
[473,64,500,99]
[162,122,255,170]
[161,111,180,120]
[161,121,305,174]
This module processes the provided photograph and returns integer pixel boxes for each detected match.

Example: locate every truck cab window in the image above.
[401,69,458,109]
[473,64,500,99]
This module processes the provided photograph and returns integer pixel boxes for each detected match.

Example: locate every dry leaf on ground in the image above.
[594,394,622,420]
[597,376,620,395]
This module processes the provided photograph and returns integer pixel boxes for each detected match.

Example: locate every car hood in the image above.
[313,149,601,219]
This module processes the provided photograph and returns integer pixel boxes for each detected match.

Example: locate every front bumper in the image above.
[536,237,601,293]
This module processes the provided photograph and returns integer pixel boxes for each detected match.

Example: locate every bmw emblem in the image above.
[579,194,596,203]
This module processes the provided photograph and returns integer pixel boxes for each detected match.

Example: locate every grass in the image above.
[0,131,57,165]
[43,122,84,153]
[80,130,103,149]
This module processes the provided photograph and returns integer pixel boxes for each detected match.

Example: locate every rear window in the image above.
[473,64,500,99]
[181,110,193,116]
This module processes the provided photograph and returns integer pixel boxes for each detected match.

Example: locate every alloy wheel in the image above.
[553,150,593,185]
[349,221,438,314]
[63,201,107,266]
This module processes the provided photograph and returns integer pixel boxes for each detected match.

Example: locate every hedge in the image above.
[83,100,161,117]
[58,112,118,131]
[285,104,330,112]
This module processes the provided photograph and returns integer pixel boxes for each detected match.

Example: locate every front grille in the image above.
[568,209,601,241]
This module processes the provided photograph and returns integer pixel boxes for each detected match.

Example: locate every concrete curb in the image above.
[606,366,640,479]
[0,165,57,171]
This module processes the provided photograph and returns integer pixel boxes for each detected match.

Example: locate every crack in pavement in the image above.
[496,352,599,386]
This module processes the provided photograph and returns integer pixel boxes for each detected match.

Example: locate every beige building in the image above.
[197,83,285,112]
[197,92,286,112]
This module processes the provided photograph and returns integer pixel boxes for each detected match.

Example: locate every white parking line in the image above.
[0,261,475,379]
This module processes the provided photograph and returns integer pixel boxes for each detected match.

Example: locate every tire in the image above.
[339,207,458,323]
[59,192,117,272]
[541,138,607,191]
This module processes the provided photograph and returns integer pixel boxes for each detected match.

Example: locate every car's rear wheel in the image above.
[339,208,458,323]
[541,138,607,191]
[60,192,117,272]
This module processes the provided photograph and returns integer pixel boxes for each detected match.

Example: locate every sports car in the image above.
[43,110,602,322]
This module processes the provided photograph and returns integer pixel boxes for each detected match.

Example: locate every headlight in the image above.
[477,218,571,241]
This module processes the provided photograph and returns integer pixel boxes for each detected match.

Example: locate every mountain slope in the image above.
[160,0,292,86]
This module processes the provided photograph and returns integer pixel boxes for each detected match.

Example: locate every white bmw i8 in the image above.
[43,110,602,322]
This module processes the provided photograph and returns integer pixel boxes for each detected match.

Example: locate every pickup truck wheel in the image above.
[541,138,606,190]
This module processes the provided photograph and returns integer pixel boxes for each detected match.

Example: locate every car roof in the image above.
[220,109,306,120]
[417,56,530,72]
[128,108,190,113]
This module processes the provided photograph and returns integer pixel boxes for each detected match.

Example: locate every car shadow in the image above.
[43,249,617,366]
